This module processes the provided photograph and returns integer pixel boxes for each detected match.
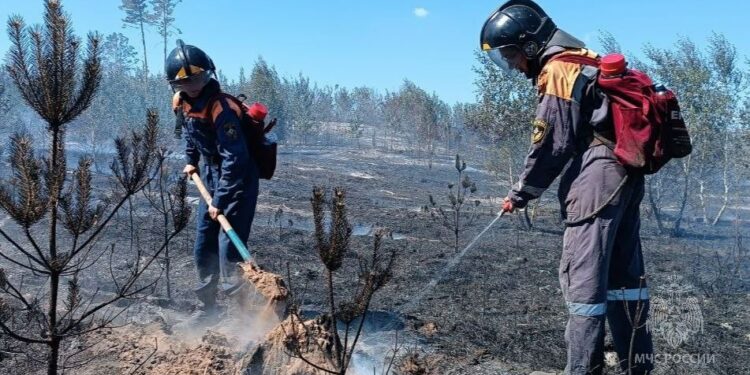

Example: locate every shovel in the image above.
[189,172,288,308]
[189,172,253,262]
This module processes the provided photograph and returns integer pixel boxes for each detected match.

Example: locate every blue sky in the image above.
[0,1,747,104]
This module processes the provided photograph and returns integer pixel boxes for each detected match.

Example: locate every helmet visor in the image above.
[485,46,524,72]
[169,70,211,96]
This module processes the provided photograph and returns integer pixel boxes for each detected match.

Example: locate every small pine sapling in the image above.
[282,187,395,375]
[425,154,481,252]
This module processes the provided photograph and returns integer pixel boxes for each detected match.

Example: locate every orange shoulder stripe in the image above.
[537,48,598,101]
[211,95,243,123]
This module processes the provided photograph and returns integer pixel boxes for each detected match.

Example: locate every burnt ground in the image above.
[0,142,749,374]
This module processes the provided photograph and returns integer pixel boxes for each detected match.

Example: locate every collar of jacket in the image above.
[529,29,588,82]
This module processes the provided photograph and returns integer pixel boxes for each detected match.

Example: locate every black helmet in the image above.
[165,40,216,95]
[480,0,557,70]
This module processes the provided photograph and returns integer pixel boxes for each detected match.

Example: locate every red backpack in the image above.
[550,53,692,174]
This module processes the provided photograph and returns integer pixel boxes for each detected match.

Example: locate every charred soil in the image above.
[0,145,748,374]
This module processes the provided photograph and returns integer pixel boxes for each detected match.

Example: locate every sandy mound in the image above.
[240,262,289,303]
[87,323,241,375]
[239,314,338,375]
[79,270,340,375]
[396,351,439,375]
[418,321,439,337]
[148,331,236,375]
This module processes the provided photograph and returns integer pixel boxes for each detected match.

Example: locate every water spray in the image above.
[406,211,507,310]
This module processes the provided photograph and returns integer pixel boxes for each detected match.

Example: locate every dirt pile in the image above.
[148,331,236,375]
[76,266,298,374]
[240,262,289,303]
[417,321,439,337]
[88,323,241,375]
[396,351,439,375]
[239,314,337,375]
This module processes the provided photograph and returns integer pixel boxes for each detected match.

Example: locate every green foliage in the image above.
[151,0,182,61]
[466,51,535,185]
[467,51,535,143]
[350,87,380,140]
[637,33,746,232]
[101,32,140,74]
[382,90,406,134]
[119,0,156,71]
[74,32,171,169]
[379,80,451,161]
[398,80,447,145]
[59,157,104,237]
[6,0,102,129]
[313,84,335,124]
[286,74,318,143]
[334,86,353,123]
[120,0,156,26]
[597,30,623,55]
[244,57,288,140]
[333,86,382,141]
[0,134,48,228]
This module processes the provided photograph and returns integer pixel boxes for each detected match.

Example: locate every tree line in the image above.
[1,39,469,166]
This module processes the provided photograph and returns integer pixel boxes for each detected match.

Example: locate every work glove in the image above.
[501,197,515,213]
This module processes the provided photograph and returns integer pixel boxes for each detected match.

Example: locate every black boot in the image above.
[182,275,221,328]
[220,264,249,319]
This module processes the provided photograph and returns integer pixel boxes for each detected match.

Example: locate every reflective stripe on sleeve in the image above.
[607,288,650,301]
[566,301,607,316]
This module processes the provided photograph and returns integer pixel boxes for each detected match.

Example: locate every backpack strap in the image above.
[206,93,268,143]
[549,53,615,149]
[549,53,600,67]
[206,93,244,127]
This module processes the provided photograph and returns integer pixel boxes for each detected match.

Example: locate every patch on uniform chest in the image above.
[531,119,548,144]
[223,121,239,141]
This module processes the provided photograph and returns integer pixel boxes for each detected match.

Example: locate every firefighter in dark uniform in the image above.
[166,40,259,324]
[480,1,653,373]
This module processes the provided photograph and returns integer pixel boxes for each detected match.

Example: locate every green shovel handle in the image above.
[189,172,253,262]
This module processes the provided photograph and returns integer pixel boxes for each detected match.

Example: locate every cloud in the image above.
[413,7,429,18]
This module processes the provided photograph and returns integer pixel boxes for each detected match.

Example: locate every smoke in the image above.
[351,357,379,375]
[346,311,417,375]
[168,285,282,351]
[213,287,283,351]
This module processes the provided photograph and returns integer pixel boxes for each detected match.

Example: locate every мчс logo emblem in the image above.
[648,274,704,348]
